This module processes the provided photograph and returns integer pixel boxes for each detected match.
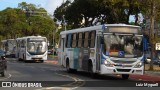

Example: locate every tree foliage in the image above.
[0,2,57,44]
[54,0,146,29]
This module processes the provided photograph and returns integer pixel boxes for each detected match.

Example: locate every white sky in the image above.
[0,0,66,14]
[45,0,64,14]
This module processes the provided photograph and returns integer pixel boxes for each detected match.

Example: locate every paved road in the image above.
[0,58,159,90]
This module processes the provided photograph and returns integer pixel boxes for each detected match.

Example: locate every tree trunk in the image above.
[135,13,139,25]
[149,0,155,70]
[127,8,131,24]
[126,0,132,24]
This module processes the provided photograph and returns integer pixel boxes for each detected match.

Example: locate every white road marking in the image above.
[0,74,12,80]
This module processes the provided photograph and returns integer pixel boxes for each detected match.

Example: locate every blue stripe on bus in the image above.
[101,52,106,64]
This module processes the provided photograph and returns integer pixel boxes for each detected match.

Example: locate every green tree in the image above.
[0,2,57,45]
[54,0,143,29]
[140,0,160,70]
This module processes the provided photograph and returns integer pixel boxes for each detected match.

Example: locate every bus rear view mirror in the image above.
[1,56,5,60]
[100,37,104,44]
[143,37,148,51]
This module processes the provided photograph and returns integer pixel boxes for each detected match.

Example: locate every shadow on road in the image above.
[63,70,125,81]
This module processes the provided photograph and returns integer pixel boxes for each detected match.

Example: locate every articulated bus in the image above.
[16,36,48,62]
[58,24,147,79]
[1,39,16,57]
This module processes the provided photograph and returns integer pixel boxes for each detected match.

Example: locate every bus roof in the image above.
[16,36,46,40]
[1,39,15,43]
[1,40,7,42]
[7,39,16,41]
[60,24,140,35]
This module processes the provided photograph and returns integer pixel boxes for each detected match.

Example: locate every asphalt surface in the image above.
[46,56,160,82]
[0,58,159,90]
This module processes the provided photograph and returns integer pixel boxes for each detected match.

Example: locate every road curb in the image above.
[130,74,160,82]
[44,60,160,82]
[44,60,58,64]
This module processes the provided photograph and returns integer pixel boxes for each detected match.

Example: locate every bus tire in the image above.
[122,74,129,80]
[24,60,28,63]
[5,65,7,70]
[89,61,96,79]
[24,60,27,63]
[40,60,44,63]
[18,58,21,61]
[66,59,72,73]
[23,54,26,61]
[1,71,5,77]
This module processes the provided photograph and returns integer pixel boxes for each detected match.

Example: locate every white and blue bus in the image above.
[58,24,147,79]
[16,36,48,62]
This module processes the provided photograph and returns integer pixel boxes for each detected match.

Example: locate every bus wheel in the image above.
[66,60,72,73]
[24,60,28,63]
[122,74,129,80]
[89,62,96,79]
[40,60,44,63]
[18,58,21,61]
[1,71,5,77]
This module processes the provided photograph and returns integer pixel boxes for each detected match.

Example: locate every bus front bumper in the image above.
[100,65,144,75]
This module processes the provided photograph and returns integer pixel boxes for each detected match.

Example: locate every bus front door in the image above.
[58,38,65,66]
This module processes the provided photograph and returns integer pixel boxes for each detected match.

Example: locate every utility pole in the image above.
[62,15,66,31]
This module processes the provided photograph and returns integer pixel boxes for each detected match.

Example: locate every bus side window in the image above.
[58,35,61,48]
[72,33,77,48]
[78,33,83,48]
[67,34,72,48]
[90,31,96,48]
[84,32,89,48]
[70,34,73,48]
[65,34,68,48]
[21,40,25,48]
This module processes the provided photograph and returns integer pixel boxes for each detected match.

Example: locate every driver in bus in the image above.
[124,38,134,54]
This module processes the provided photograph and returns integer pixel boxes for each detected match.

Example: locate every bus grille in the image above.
[32,58,42,60]
[115,64,132,67]
[116,69,131,72]
[112,60,135,64]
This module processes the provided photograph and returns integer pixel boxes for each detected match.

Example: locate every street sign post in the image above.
[155,43,160,50]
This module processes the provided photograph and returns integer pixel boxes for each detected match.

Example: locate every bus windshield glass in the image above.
[103,34,143,58]
[27,38,47,55]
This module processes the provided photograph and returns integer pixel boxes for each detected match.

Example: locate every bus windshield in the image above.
[27,38,47,55]
[103,34,143,58]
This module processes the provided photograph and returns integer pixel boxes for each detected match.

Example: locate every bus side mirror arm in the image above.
[100,37,104,44]
[143,37,148,51]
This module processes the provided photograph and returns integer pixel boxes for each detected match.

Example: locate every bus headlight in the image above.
[104,60,110,65]
[134,62,143,68]
[104,60,114,67]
